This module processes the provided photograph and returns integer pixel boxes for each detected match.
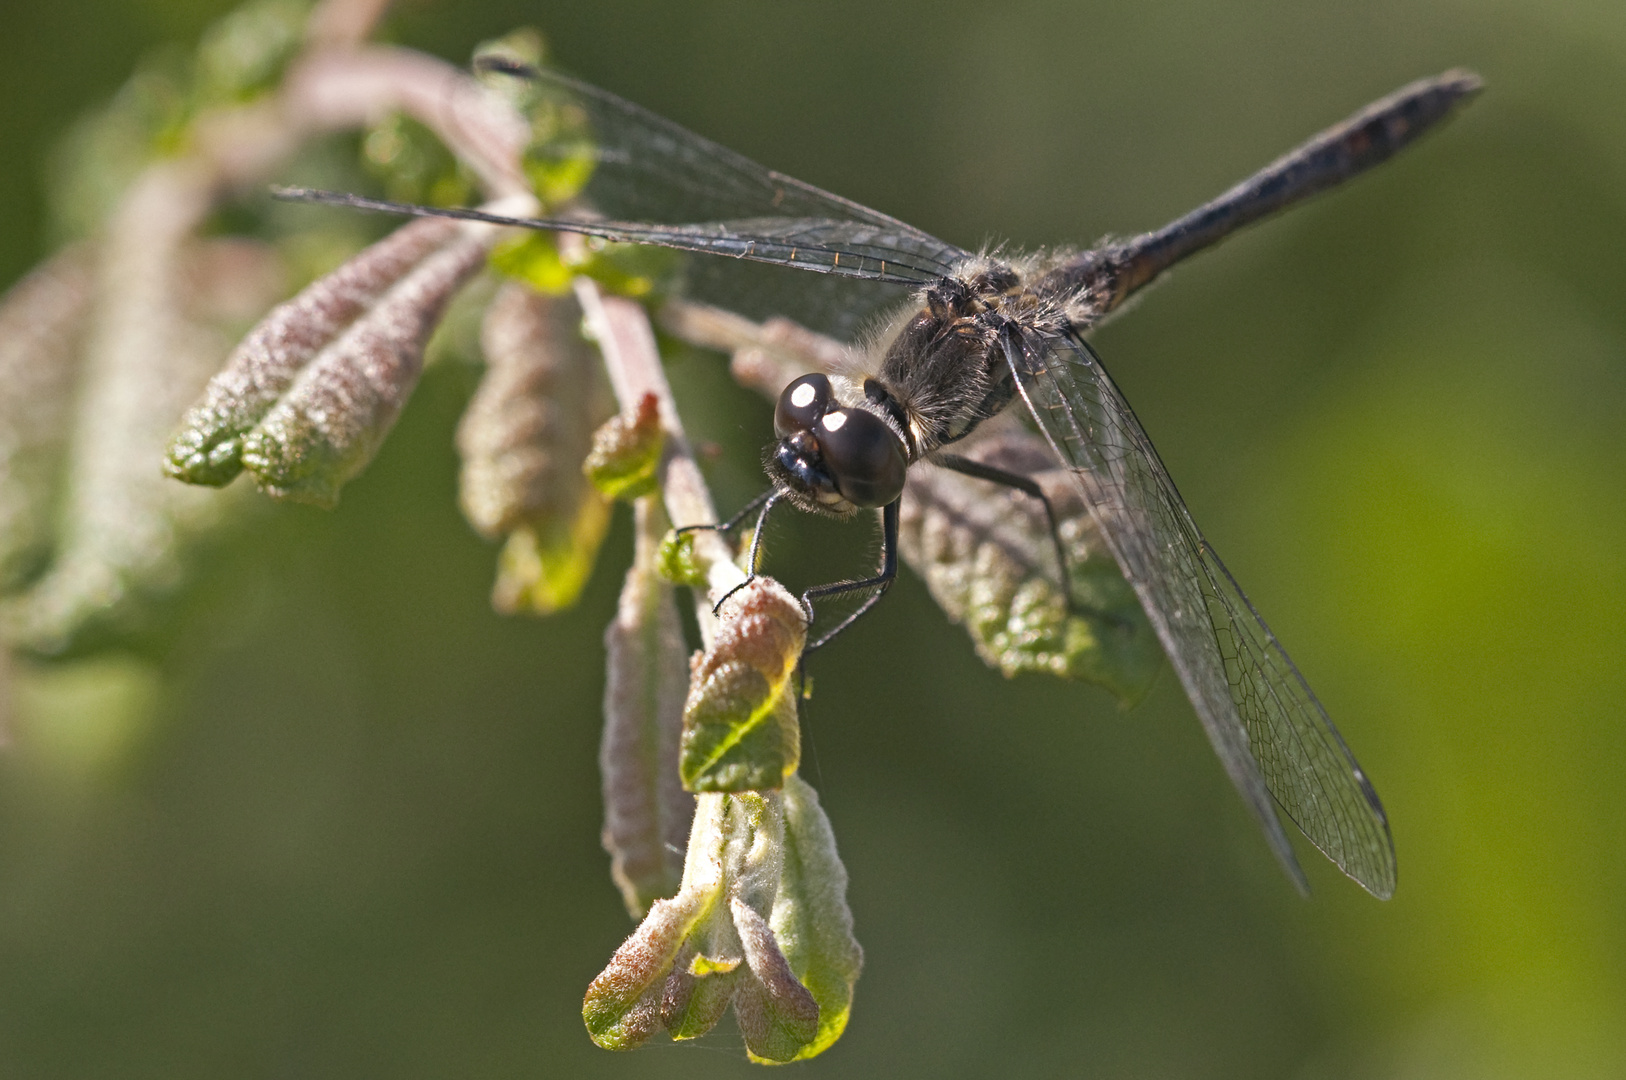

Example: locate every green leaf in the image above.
[526,148,598,211]
[655,529,707,588]
[488,232,575,296]
[900,433,1163,705]
[490,231,680,301]
[361,113,475,209]
[680,664,800,792]
[678,581,807,793]
[576,241,680,300]
[770,776,864,1061]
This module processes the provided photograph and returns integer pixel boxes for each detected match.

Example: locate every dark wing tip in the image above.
[1387,69,1485,135]
[1435,68,1486,99]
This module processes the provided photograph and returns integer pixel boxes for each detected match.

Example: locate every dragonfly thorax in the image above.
[873,265,1043,456]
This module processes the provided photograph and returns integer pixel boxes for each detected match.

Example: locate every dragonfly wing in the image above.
[1008,329,1396,898]
[508,66,970,334]
[514,67,959,250]
[274,188,956,336]
[285,65,971,339]
[559,215,962,284]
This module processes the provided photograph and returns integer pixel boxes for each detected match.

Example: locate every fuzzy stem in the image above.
[573,281,744,643]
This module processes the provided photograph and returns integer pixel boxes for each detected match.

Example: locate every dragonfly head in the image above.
[767,373,907,516]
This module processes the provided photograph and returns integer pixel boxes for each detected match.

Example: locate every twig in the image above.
[282,46,532,200]
[303,0,395,50]
[574,281,744,641]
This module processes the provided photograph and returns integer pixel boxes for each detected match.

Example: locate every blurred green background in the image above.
[2,0,1624,1076]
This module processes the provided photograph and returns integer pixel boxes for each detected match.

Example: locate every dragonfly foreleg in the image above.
[707,492,782,614]
[674,486,775,538]
[802,499,900,653]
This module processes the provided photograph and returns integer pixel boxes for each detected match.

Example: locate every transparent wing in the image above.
[282,64,975,338]
[1009,329,1396,898]
[272,191,955,281]
[511,66,972,336]
[516,67,966,265]
[528,214,961,284]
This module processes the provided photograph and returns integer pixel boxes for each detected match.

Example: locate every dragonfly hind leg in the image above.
[932,451,1125,628]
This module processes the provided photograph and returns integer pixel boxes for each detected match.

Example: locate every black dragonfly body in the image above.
[280,64,1483,900]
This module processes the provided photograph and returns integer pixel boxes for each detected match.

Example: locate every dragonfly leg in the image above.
[709,492,781,614]
[802,499,900,653]
[990,323,1132,631]
[932,451,1082,608]
[674,486,774,537]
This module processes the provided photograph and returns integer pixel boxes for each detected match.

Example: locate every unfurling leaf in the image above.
[660,946,740,1039]
[731,895,820,1062]
[233,222,495,506]
[899,429,1162,705]
[584,787,731,1051]
[679,578,807,793]
[8,213,282,658]
[601,499,694,917]
[166,217,463,488]
[584,392,664,502]
[458,281,614,614]
[0,246,96,593]
[581,876,713,1050]
[768,775,863,1061]
[585,784,856,1062]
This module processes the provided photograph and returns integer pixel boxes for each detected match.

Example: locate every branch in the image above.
[574,281,745,637]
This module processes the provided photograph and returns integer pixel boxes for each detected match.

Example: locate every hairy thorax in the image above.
[869,250,1081,460]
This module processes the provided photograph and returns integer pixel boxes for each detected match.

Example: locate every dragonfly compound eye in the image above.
[816,406,907,508]
[774,373,833,438]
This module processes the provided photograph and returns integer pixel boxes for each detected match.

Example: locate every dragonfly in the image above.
[278,63,1483,900]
